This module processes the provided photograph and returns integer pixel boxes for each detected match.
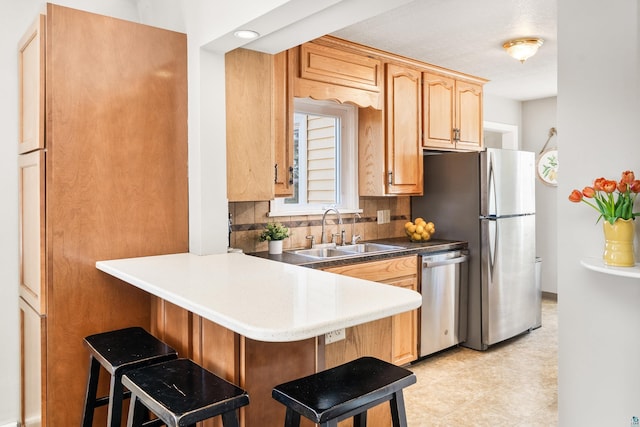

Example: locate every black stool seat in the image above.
[122,358,250,427]
[272,356,416,427]
[82,327,178,427]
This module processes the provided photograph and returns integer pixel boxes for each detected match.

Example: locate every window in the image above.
[269,98,359,216]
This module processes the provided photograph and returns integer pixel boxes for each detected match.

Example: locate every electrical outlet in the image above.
[377,209,391,224]
[325,328,345,344]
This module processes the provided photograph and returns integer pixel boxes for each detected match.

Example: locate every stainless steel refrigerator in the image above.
[412,148,537,350]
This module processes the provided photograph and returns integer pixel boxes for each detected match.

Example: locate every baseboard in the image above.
[0,422,19,427]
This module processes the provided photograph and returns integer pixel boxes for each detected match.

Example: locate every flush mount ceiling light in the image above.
[503,38,544,63]
[233,29,260,40]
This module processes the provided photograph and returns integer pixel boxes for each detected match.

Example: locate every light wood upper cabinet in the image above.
[455,80,484,150]
[423,72,484,151]
[323,256,419,366]
[385,63,423,195]
[358,63,423,197]
[18,14,45,154]
[226,49,293,201]
[292,40,383,109]
[273,51,294,197]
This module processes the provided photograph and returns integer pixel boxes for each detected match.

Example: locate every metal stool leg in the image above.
[389,390,408,427]
[107,373,125,427]
[221,410,240,427]
[353,411,367,427]
[284,408,301,427]
[81,355,101,427]
[125,395,147,427]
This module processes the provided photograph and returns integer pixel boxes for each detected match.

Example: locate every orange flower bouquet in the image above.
[568,170,640,224]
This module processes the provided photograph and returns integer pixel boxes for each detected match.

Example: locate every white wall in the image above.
[522,97,558,294]
[484,93,522,143]
[558,0,640,425]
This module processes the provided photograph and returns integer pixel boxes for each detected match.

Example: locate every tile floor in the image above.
[404,297,558,426]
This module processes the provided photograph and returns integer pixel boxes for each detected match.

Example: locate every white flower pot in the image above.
[268,240,283,255]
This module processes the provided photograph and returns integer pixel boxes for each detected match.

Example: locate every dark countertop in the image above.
[249,237,468,269]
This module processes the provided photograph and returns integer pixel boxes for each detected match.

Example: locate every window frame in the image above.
[269,98,360,217]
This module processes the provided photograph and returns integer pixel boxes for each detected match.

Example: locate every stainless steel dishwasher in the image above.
[420,250,469,357]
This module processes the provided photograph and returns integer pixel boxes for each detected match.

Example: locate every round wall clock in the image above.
[537,149,558,187]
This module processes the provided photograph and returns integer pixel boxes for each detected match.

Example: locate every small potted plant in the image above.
[259,222,290,255]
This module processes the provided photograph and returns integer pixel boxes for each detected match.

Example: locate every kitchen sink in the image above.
[338,243,404,253]
[288,243,405,259]
[289,247,354,258]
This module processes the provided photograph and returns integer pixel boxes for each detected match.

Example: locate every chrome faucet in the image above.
[351,213,362,244]
[321,208,343,244]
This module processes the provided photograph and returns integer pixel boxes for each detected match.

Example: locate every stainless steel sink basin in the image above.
[288,243,405,259]
[289,247,354,258]
[338,243,404,253]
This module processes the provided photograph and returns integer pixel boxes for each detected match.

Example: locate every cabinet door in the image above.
[226,49,276,201]
[389,276,418,365]
[422,72,456,150]
[385,63,423,195]
[455,80,483,150]
[323,256,419,365]
[227,49,294,201]
[273,50,294,197]
[19,151,45,314]
[20,297,45,427]
[18,15,45,154]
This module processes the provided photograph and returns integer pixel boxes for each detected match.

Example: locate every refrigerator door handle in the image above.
[488,219,497,279]
[488,151,497,216]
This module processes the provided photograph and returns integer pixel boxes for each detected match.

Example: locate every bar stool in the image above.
[272,356,416,427]
[81,327,178,427]
[122,358,250,427]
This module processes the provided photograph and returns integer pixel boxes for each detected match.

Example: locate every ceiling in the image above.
[206,0,556,102]
[331,0,557,101]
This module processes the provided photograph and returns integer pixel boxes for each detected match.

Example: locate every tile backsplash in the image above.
[229,197,411,253]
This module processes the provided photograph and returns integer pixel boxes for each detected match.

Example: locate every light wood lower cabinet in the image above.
[322,256,419,366]
[19,298,44,427]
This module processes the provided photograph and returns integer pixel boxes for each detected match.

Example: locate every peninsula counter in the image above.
[96,251,422,426]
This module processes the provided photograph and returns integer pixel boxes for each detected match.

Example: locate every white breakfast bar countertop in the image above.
[96,252,422,342]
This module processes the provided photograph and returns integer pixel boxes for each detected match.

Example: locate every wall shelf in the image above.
[581,257,640,279]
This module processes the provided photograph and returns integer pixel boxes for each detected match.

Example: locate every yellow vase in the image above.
[602,218,636,266]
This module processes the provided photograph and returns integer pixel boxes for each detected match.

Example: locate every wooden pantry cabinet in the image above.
[226,48,294,201]
[423,71,484,151]
[17,5,188,426]
[322,255,419,366]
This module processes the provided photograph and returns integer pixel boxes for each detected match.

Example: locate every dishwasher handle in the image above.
[422,254,468,268]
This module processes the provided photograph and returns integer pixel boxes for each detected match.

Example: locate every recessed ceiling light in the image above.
[233,30,260,40]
